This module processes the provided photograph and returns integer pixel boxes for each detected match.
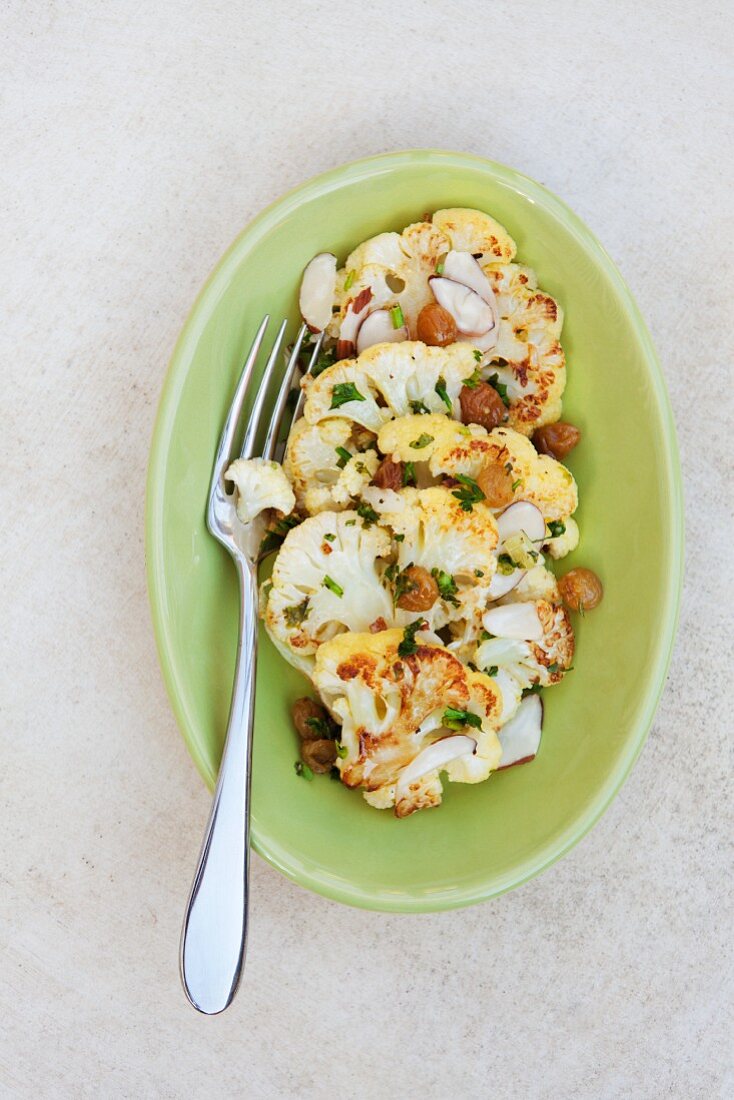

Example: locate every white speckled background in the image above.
[2,2,732,1097]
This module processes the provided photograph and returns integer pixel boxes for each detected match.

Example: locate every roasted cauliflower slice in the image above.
[381,487,498,579]
[328,222,450,341]
[473,565,575,690]
[303,341,478,432]
[263,511,393,671]
[432,207,516,263]
[312,628,502,816]
[225,458,295,525]
[481,261,565,434]
[431,424,578,523]
[283,417,379,514]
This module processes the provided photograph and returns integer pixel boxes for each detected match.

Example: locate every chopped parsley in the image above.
[335,446,352,468]
[547,662,559,674]
[344,269,356,291]
[435,261,445,275]
[451,474,485,512]
[356,501,379,527]
[442,707,482,731]
[431,568,459,606]
[547,520,566,539]
[409,433,434,449]
[473,349,482,363]
[330,382,366,410]
[390,303,405,329]
[488,372,510,408]
[393,565,418,605]
[474,569,484,577]
[409,399,430,415]
[511,478,522,492]
[480,629,493,641]
[394,532,405,542]
[485,665,499,677]
[284,597,310,627]
[402,461,416,487]
[335,742,348,759]
[435,376,452,414]
[522,683,543,698]
[324,532,336,542]
[294,760,314,780]
[462,366,482,389]
[259,514,301,556]
[345,519,356,526]
[312,346,336,378]
[306,716,333,738]
[497,553,519,575]
[322,575,344,597]
[397,618,427,657]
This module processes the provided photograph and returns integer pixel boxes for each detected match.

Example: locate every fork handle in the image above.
[180,561,258,1014]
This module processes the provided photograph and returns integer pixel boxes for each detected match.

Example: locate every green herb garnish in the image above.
[547,520,566,539]
[394,532,405,542]
[522,683,543,698]
[305,716,332,738]
[294,760,314,780]
[393,565,418,606]
[402,461,416,487]
[461,366,482,389]
[335,446,352,469]
[485,665,499,677]
[259,514,301,556]
[451,474,485,512]
[322,575,344,597]
[335,742,348,759]
[497,553,519,575]
[330,382,366,410]
[390,304,405,329]
[473,349,482,363]
[409,399,431,415]
[474,569,484,577]
[344,269,356,291]
[324,532,336,542]
[442,707,482,731]
[409,433,434,449]
[488,372,510,407]
[356,501,379,527]
[312,347,336,378]
[431,568,459,606]
[284,597,310,627]
[397,618,427,658]
[435,261,445,275]
[435,376,452,413]
[511,479,522,492]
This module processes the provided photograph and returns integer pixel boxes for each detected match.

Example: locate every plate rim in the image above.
[145,149,684,912]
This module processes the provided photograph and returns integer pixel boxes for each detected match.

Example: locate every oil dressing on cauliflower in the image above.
[222,205,602,817]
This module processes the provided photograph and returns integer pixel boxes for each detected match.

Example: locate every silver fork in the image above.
[180,316,323,1015]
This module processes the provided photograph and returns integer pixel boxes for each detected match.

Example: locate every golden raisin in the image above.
[459,382,507,430]
[558,568,603,612]
[292,697,330,740]
[301,738,337,773]
[372,456,404,490]
[416,302,457,346]
[476,460,515,507]
[533,422,581,460]
[396,565,439,611]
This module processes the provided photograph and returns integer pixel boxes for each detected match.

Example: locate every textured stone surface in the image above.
[1,3,732,1097]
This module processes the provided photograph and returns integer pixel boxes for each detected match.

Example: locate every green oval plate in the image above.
[146,151,682,912]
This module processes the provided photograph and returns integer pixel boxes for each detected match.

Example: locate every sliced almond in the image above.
[299,253,337,332]
[356,309,408,354]
[396,734,477,798]
[496,501,546,545]
[429,276,495,336]
[497,694,543,769]
[483,602,544,641]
